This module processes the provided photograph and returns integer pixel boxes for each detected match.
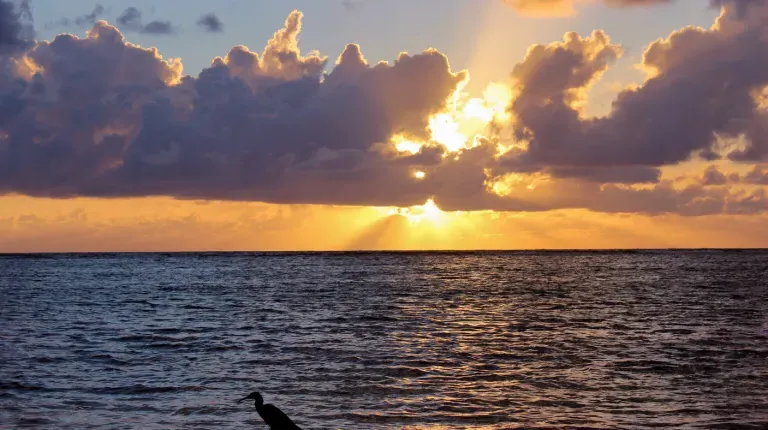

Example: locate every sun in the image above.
[390,198,447,226]
[388,79,514,159]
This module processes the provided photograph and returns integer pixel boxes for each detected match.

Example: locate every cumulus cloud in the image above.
[0,5,765,216]
[499,0,768,187]
[197,13,223,33]
[0,12,468,206]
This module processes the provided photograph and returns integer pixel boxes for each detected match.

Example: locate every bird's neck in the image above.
[254,400,264,411]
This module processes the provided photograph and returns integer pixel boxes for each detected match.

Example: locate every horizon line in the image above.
[2,248,767,256]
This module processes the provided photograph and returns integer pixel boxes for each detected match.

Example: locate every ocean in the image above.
[1,251,767,429]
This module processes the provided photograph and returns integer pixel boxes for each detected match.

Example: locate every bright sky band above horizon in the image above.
[0,0,766,251]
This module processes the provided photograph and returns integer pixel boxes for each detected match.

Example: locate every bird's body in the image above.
[239,392,303,430]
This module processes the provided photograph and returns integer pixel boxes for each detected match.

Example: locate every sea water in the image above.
[1,251,767,428]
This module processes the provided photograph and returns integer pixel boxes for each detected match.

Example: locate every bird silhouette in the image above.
[238,391,303,430]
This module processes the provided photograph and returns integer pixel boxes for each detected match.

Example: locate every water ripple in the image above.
[0,251,767,428]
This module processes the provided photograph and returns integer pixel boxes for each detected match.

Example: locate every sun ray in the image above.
[391,78,515,159]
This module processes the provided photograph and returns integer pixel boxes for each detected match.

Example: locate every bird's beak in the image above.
[237,396,249,403]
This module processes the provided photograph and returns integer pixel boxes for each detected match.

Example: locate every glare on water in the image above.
[0,251,767,429]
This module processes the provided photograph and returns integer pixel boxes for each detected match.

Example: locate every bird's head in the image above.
[238,391,264,407]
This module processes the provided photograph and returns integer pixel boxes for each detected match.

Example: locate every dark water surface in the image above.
[1,251,767,429]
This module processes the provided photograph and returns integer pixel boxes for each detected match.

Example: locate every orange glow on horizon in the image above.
[1,7,766,253]
[0,195,766,252]
[389,198,448,226]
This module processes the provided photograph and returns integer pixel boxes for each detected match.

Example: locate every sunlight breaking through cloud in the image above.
[391,81,515,157]
[0,1,765,218]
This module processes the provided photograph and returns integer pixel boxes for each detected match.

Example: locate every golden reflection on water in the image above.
[1,251,765,427]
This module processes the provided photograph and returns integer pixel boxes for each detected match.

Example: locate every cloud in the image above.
[500,0,671,16]
[743,165,768,185]
[341,0,363,10]
[0,0,32,51]
[116,6,140,27]
[49,5,194,35]
[0,1,24,50]
[116,6,175,35]
[500,0,768,186]
[76,4,105,26]
[699,165,729,186]
[45,4,105,30]
[501,0,764,16]
[0,7,765,216]
[197,13,223,33]
[688,164,768,186]
[0,12,468,205]
[141,20,174,35]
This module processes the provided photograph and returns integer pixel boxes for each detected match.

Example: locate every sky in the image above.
[0,0,766,251]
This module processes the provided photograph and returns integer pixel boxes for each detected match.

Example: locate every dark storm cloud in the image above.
[197,13,223,32]
[0,6,765,216]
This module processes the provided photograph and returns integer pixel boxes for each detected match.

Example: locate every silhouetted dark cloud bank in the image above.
[0,0,765,215]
